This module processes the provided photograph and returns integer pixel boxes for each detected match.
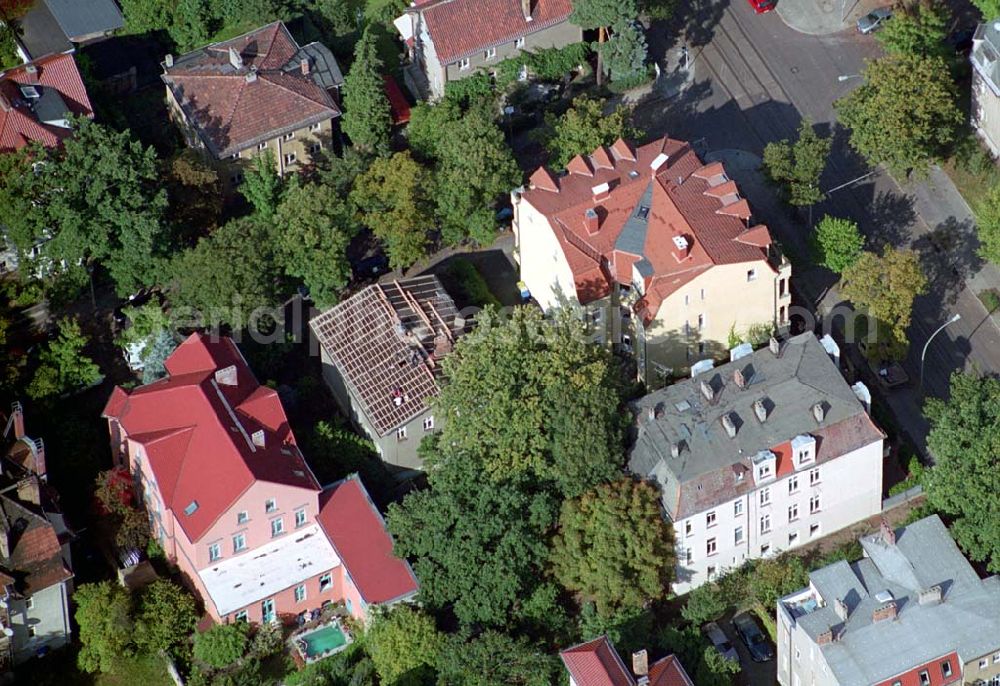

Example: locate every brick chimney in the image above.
[834,597,848,622]
[872,601,897,623]
[671,234,691,261]
[753,398,767,423]
[300,57,311,75]
[17,477,40,506]
[584,208,599,234]
[733,368,746,389]
[521,0,533,20]
[0,92,11,112]
[12,403,24,439]
[880,519,896,546]
[215,365,238,386]
[816,629,833,645]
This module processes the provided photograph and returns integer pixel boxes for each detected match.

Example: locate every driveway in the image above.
[717,611,777,686]
[637,0,1000,457]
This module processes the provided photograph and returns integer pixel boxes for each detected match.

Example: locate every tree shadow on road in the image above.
[865,191,918,252]
[911,215,985,307]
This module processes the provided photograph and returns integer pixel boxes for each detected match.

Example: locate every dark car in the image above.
[352,252,389,281]
[732,612,775,662]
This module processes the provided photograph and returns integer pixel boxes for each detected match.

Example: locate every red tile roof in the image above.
[0,52,93,153]
[162,22,340,158]
[0,496,72,595]
[560,636,635,686]
[316,475,419,605]
[102,333,319,542]
[648,655,694,686]
[520,137,775,323]
[411,0,574,63]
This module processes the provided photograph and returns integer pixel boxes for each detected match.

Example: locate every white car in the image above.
[703,622,739,662]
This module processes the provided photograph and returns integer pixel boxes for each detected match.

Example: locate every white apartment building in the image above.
[777,516,1000,686]
[628,333,885,594]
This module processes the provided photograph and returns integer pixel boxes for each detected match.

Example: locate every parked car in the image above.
[351,252,389,281]
[857,7,892,34]
[747,0,776,13]
[703,622,739,662]
[732,613,775,662]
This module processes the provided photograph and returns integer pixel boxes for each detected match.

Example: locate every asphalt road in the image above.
[638,0,1000,456]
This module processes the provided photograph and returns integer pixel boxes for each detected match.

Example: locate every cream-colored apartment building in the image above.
[161,21,343,193]
[512,136,791,385]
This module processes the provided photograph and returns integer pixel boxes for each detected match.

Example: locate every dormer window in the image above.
[792,434,816,466]
[752,450,776,484]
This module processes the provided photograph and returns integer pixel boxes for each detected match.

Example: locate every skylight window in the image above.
[184,501,199,516]
[636,205,650,219]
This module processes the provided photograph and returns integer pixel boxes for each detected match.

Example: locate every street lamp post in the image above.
[919,313,961,394]
[838,74,861,82]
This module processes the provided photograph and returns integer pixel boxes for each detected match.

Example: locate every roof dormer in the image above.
[752,449,776,484]
[791,434,816,467]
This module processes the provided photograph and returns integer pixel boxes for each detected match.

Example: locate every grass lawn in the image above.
[97,655,175,686]
[940,131,1000,212]
[209,20,263,45]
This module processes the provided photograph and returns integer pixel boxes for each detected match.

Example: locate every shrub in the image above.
[979,289,1000,313]
[193,622,250,669]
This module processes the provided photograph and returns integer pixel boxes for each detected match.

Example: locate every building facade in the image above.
[628,333,885,594]
[777,516,1000,686]
[393,0,581,100]
[310,275,465,470]
[513,136,792,385]
[161,22,343,193]
[971,22,1000,157]
[102,333,418,625]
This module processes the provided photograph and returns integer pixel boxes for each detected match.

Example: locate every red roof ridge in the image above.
[734,224,772,248]
[529,167,559,192]
[692,161,725,181]
[610,138,636,162]
[590,145,614,170]
[567,154,594,176]
[715,198,750,219]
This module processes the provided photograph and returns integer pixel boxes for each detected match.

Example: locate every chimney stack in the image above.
[632,650,648,677]
[918,585,942,605]
[769,336,781,357]
[733,368,746,389]
[165,53,174,68]
[816,629,833,645]
[670,441,682,458]
[671,234,691,260]
[880,519,896,546]
[229,46,243,70]
[215,365,238,386]
[872,601,897,623]
[17,477,40,506]
[812,402,825,423]
[700,380,714,402]
[591,182,610,202]
[646,406,656,422]
[721,413,737,438]
[0,93,10,112]
[753,398,767,423]
[245,69,257,83]
[252,430,266,448]
[834,598,848,622]
[12,403,24,439]
[300,57,311,75]
[584,207,599,234]
[521,0,533,20]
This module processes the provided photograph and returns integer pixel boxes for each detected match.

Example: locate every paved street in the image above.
[636,0,1000,456]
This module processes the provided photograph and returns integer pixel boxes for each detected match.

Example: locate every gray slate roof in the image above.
[14,2,72,60]
[44,0,124,40]
[787,516,1000,686]
[628,333,883,520]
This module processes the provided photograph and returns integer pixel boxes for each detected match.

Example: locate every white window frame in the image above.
[809,468,821,485]
[397,426,408,441]
[423,416,435,431]
[810,494,821,514]
[233,533,246,552]
[235,610,248,622]
[209,543,221,562]
[788,503,799,522]
[484,47,497,60]
[760,487,771,506]
[265,498,277,513]
[319,573,333,592]
[788,476,799,494]
[706,537,717,556]
[237,511,249,525]
[788,531,799,546]
[706,511,717,528]
[760,514,771,534]
[257,141,268,151]
[308,143,322,156]
[810,523,821,538]
[458,57,471,70]
[514,36,525,48]
[25,597,33,610]
[734,526,744,544]
[283,132,295,141]
[284,152,297,166]
[271,517,284,537]
[734,500,743,516]
[310,122,322,132]
[294,584,306,603]
[295,508,306,528]
[747,268,758,282]
[685,520,693,537]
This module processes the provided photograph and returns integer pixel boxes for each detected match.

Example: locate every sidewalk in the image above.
[776,0,882,35]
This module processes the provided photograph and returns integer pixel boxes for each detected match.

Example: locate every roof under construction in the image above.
[309,275,464,437]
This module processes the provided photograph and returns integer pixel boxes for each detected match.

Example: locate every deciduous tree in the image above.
[341,27,391,153]
[810,215,864,273]
[241,151,284,220]
[680,581,728,625]
[924,371,1000,571]
[971,0,1000,20]
[836,54,962,175]
[27,318,101,399]
[164,149,222,242]
[135,580,198,658]
[75,581,134,673]
[542,96,642,168]
[571,0,638,85]
[193,622,250,669]
[366,606,443,685]
[436,631,558,686]
[350,151,434,270]
[762,118,831,207]
[550,478,674,616]
[840,247,927,349]
[877,0,950,59]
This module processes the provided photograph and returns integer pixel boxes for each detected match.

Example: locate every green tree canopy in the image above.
[436,631,558,686]
[342,26,392,153]
[432,102,521,246]
[810,215,864,273]
[840,247,927,349]
[971,0,1000,20]
[274,180,356,306]
[406,99,463,161]
[193,622,250,669]
[366,605,443,686]
[542,96,642,168]
[134,580,198,658]
[350,151,435,270]
[877,0,950,59]
[601,21,648,84]
[571,0,638,30]
[680,581,728,626]
[762,118,831,207]
[27,318,101,399]
[836,53,962,175]
[924,371,1000,571]
[164,149,223,243]
[75,581,134,673]
[240,150,284,220]
[550,478,674,616]
[166,217,282,326]
[431,306,625,494]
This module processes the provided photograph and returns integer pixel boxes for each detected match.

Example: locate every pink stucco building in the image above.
[101,333,418,625]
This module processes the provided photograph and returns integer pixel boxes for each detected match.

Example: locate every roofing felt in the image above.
[520,137,772,322]
[407,0,574,63]
[560,636,635,686]
[0,494,72,595]
[309,275,464,437]
[0,52,94,153]
[43,0,123,40]
[198,523,339,616]
[316,475,419,605]
[102,333,320,542]
[161,22,341,158]
[627,334,885,520]
[785,516,1000,686]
